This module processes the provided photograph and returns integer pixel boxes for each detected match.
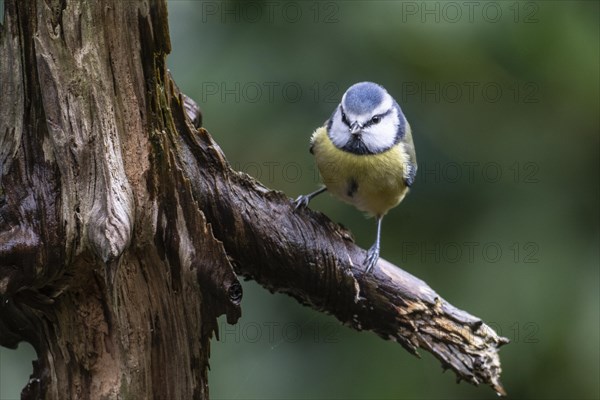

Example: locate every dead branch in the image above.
[174,87,509,395]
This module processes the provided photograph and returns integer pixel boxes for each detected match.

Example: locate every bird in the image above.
[294,81,417,273]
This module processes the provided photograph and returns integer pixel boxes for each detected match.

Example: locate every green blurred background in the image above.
[1,1,599,399]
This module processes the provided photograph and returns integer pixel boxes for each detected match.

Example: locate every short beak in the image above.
[349,122,362,135]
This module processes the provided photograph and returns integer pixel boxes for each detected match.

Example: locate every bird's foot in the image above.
[293,194,311,210]
[363,244,380,274]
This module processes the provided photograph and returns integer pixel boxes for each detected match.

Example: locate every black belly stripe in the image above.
[347,178,358,198]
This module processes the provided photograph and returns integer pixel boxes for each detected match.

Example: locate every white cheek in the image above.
[363,118,397,151]
[328,118,351,148]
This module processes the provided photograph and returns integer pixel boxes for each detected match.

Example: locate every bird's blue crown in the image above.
[342,82,386,115]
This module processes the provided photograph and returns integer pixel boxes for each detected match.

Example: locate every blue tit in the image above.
[295,82,417,273]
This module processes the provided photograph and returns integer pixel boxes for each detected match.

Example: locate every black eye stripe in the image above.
[364,109,391,128]
[340,106,351,127]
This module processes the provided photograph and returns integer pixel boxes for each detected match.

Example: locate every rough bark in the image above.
[0,1,240,399]
[0,0,508,399]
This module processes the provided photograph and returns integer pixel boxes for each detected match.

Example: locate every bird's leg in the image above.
[364,216,382,273]
[294,187,327,209]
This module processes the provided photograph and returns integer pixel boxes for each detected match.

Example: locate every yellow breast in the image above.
[311,126,410,217]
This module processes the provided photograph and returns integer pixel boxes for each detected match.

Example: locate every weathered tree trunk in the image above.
[0,1,508,399]
[0,1,241,398]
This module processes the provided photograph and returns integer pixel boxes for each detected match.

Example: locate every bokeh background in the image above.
[1,1,598,399]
